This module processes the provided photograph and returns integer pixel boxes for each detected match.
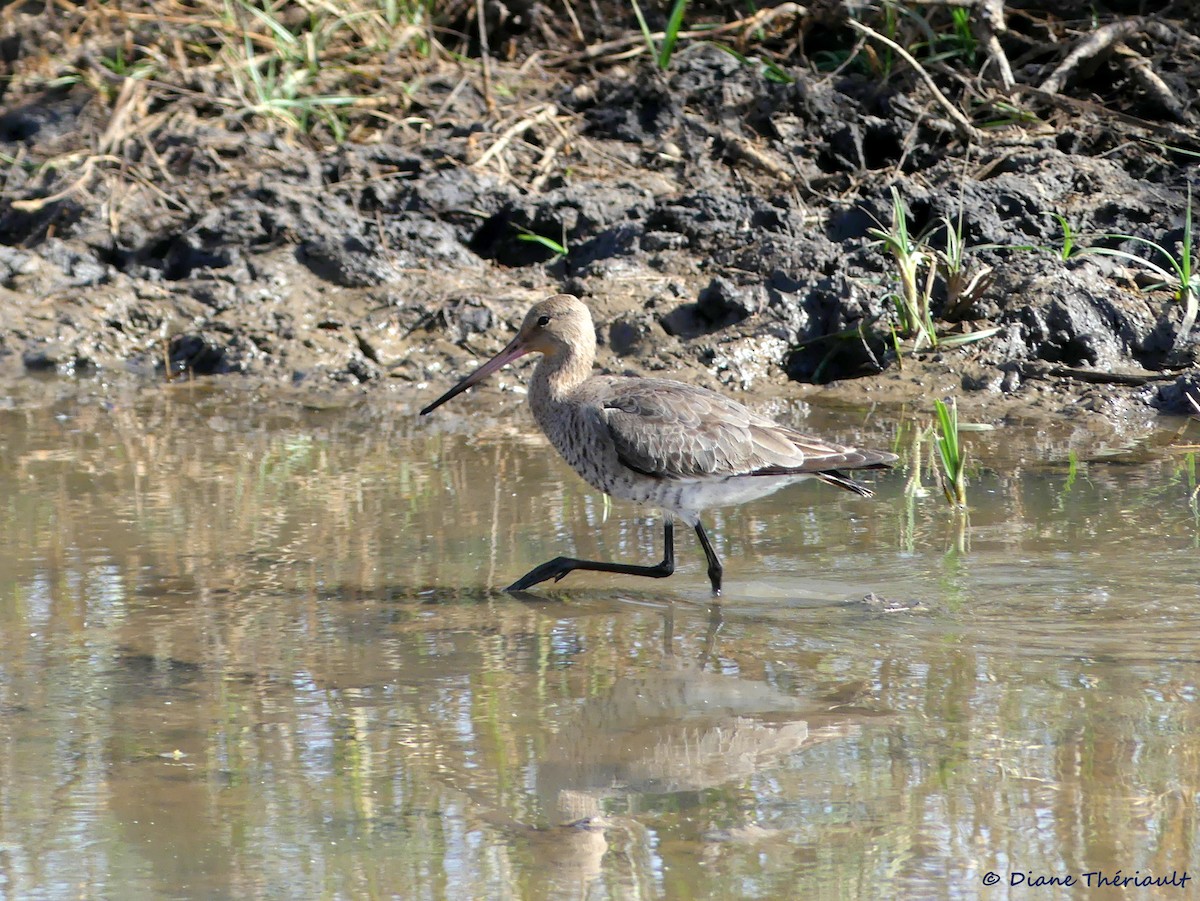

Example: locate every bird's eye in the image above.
[537,315,552,327]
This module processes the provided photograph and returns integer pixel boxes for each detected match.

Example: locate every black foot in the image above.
[506,520,677,593]
[506,556,580,592]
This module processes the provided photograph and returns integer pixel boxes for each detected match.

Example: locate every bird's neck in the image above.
[531,344,593,407]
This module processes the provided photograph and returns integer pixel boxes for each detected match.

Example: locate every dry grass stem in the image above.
[471,104,559,171]
[845,18,986,143]
[553,2,808,66]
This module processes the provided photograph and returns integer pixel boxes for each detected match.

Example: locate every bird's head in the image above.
[420,294,594,415]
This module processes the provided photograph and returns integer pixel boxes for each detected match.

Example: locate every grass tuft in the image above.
[933,397,967,508]
[869,187,937,352]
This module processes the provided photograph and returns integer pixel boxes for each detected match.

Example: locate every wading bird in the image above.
[421,294,895,594]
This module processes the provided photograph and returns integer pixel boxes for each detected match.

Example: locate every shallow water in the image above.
[1,379,1199,900]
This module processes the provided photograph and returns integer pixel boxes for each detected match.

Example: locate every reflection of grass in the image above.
[8,398,1200,901]
[1183,452,1199,539]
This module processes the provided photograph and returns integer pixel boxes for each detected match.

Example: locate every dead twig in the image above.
[471,104,559,171]
[560,0,586,46]
[97,77,147,155]
[844,18,986,143]
[1012,85,1200,148]
[1038,17,1178,95]
[1113,43,1191,122]
[977,0,1014,92]
[433,72,473,121]
[474,0,496,115]
[552,2,808,66]
[123,166,193,214]
[530,117,577,192]
[702,123,794,181]
[1047,366,1176,386]
[10,155,124,212]
[1039,20,1136,93]
[1186,390,1200,418]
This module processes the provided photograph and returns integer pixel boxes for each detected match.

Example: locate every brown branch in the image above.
[9,155,123,212]
[475,0,495,115]
[1012,85,1200,147]
[977,0,1014,92]
[844,18,986,143]
[529,121,574,193]
[1039,18,1143,95]
[702,123,794,181]
[1114,43,1191,122]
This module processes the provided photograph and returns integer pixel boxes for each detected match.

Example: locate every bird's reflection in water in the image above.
[524,603,871,896]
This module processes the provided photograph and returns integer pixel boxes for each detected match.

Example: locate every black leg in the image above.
[694,521,723,595]
[506,520,676,592]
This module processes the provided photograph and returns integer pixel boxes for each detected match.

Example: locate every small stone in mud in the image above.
[0,246,36,284]
[662,279,763,339]
[169,334,230,375]
[432,298,494,342]
[1156,372,1200,415]
[38,239,109,287]
[607,316,652,356]
[697,277,762,325]
[640,231,688,252]
[345,355,378,383]
[298,238,402,288]
[22,342,70,371]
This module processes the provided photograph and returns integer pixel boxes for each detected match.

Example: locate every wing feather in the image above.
[586,377,896,481]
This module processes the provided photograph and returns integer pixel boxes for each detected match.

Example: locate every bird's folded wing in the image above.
[595,378,876,480]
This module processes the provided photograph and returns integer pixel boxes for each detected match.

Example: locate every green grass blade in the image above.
[516,233,567,256]
[937,326,1001,349]
[658,0,689,69]
[933,398,959,471]
[241,1,299,46]
[1083,246,1178,285]
[1182,183,1195,294]
[629,0,659,64]
[933,397,966,507]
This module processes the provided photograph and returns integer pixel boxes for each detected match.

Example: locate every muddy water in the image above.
[0,379,1198,900]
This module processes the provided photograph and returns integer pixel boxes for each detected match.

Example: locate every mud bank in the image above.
[1,1,1198,428]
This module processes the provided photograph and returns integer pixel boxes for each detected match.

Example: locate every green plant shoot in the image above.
[933,397,966,507]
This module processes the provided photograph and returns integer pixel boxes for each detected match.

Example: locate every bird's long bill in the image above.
[419,336,529,416]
